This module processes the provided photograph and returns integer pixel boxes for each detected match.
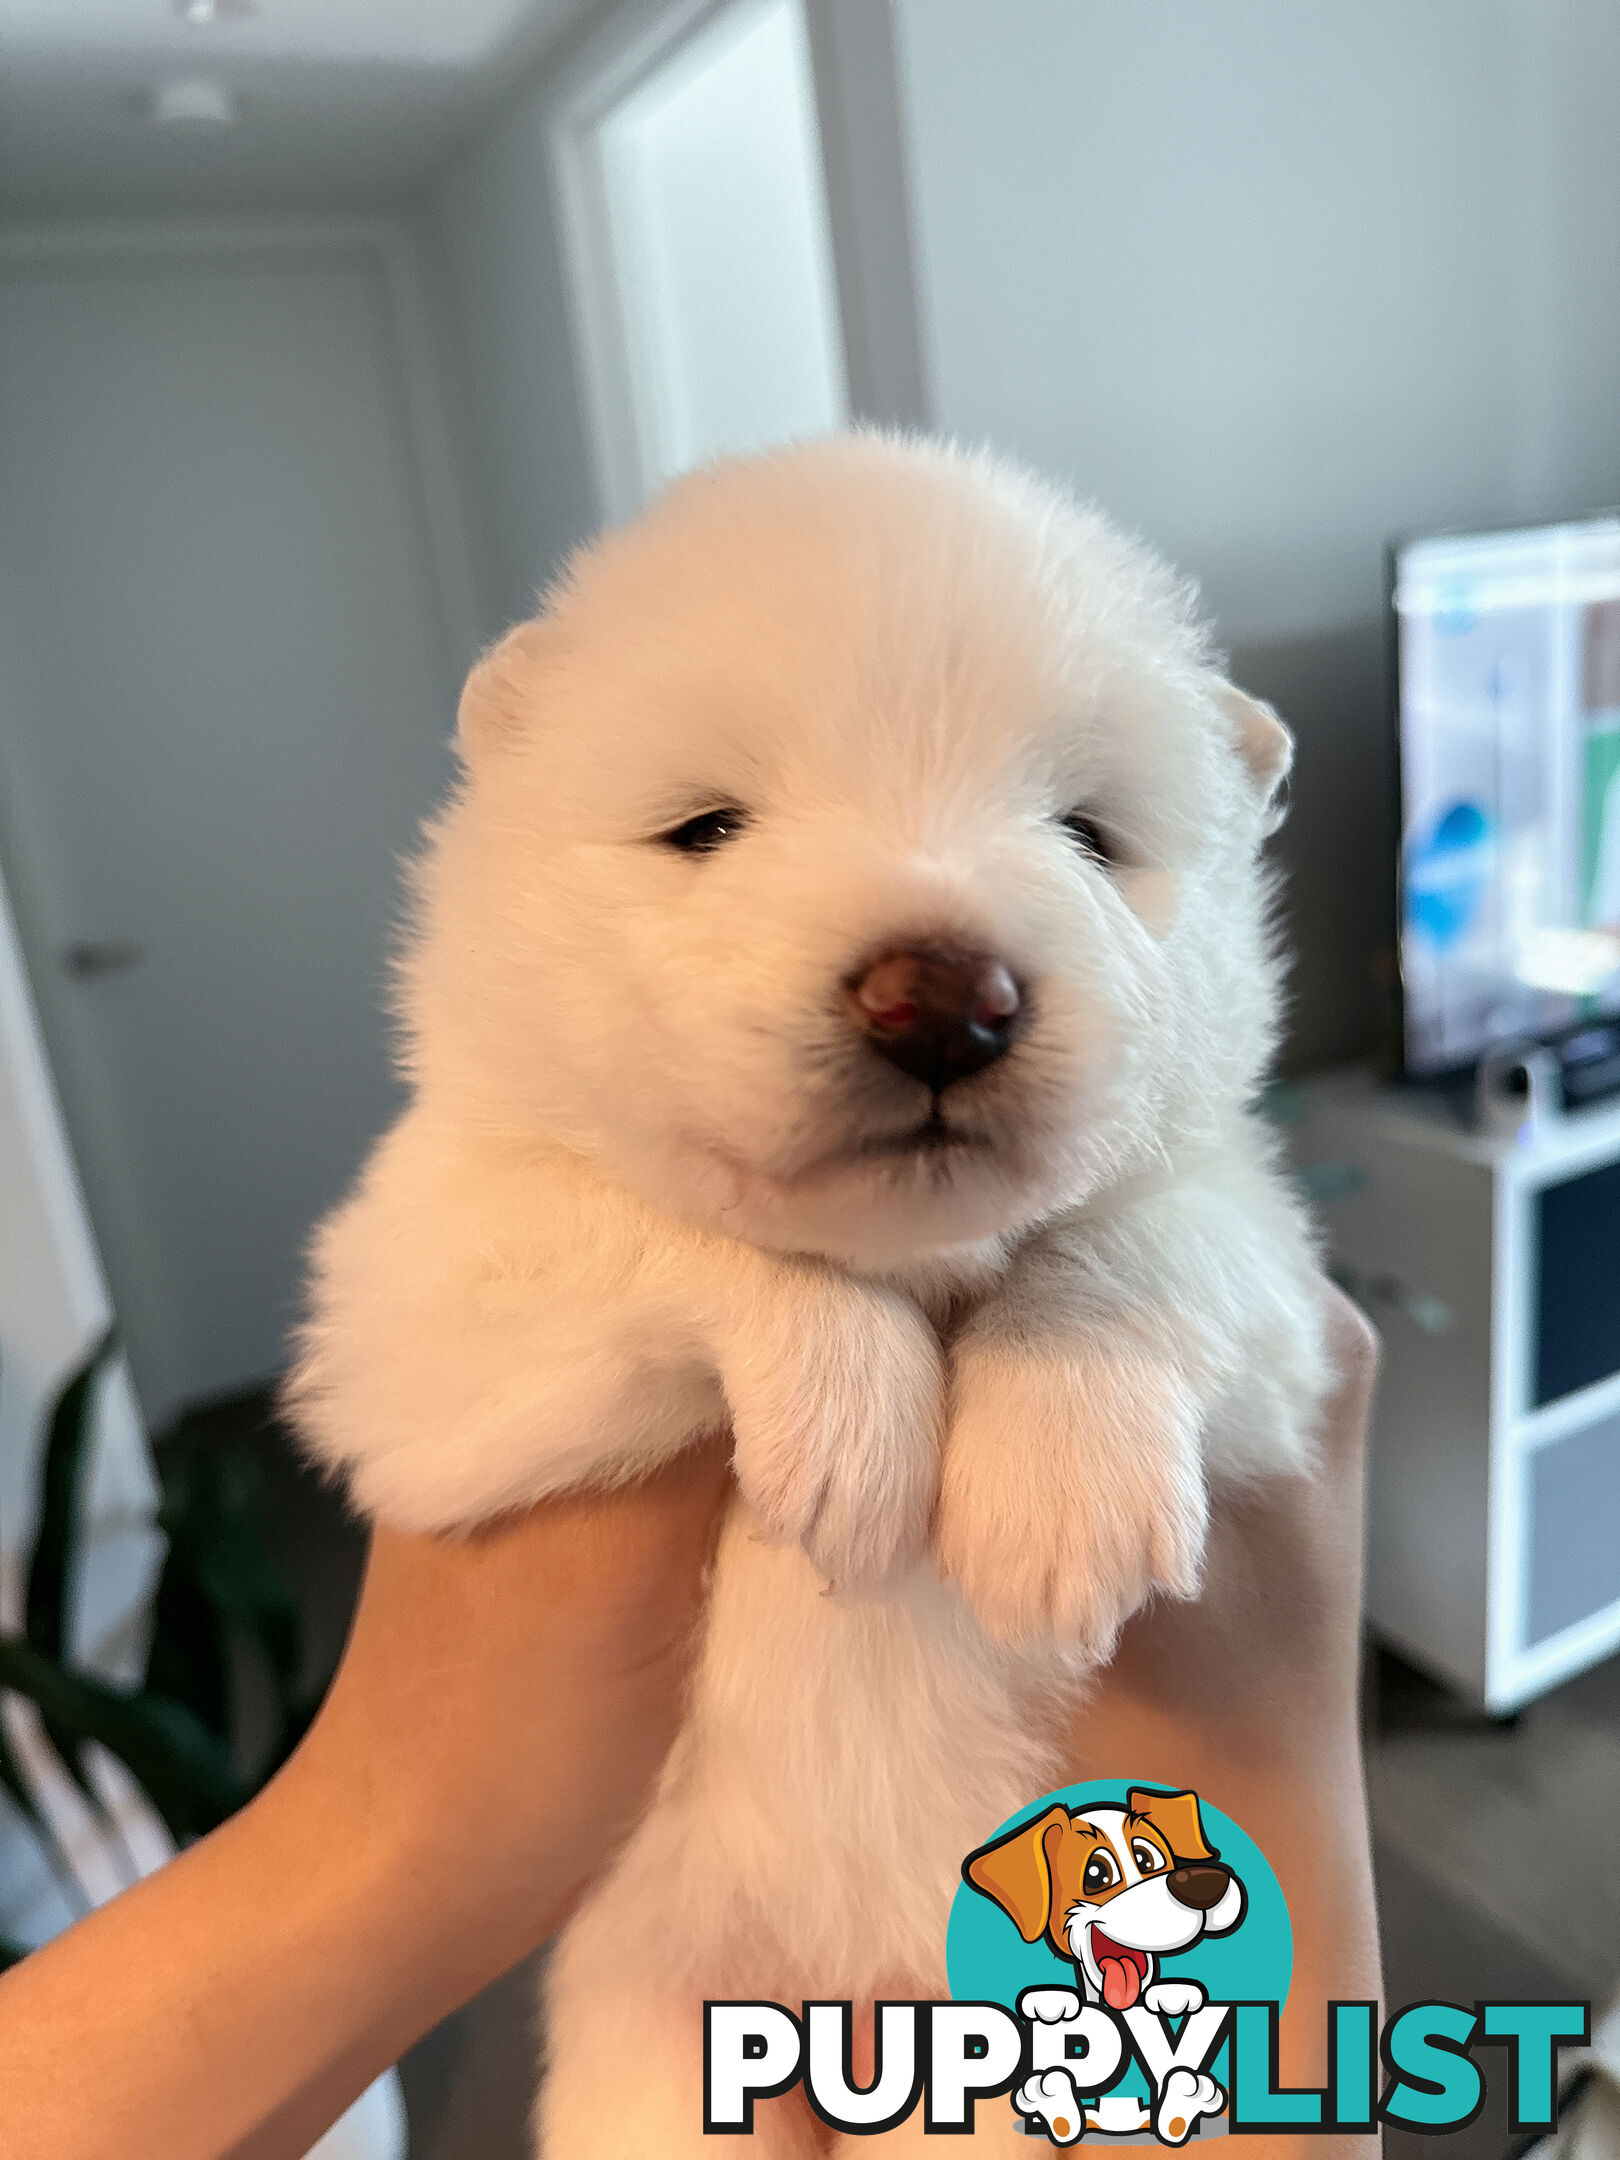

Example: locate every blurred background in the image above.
[1,2,1617,2154]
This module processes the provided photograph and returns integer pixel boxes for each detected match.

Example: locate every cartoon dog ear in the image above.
[1213,683,1293,828]
[456,616,559,767]
[1126,1788,1215,1865]
[964,1804,1071,1944]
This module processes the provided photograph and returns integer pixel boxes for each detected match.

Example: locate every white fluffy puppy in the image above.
[290,433,1326,2154]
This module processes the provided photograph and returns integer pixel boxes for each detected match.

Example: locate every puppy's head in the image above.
[965,1788,1246,2008]
[404,434,1289,1267]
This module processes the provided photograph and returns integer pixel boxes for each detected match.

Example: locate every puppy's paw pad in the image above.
[1143,1980,1206,2018]
[1018,1986,1083,2025]
[1015,2068,1086,2145]
[1155,2068,1224,2145]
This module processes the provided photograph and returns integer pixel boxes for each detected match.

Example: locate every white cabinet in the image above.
[1293,1069,1620,1713]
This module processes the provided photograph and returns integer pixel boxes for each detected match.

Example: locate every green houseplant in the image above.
[0,1336,328,1968]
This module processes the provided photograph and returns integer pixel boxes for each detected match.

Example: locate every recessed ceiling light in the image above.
[152,76,239,125]
[173,0,257,24]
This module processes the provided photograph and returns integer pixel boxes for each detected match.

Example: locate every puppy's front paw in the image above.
[1143,1980,1206,2018]
[1015,2068,1086,2144]
[726,1285,945,1590]
[1019,1987,1083,2025]
[936,1334,1207,1656]
[1156,2068,1225,2145]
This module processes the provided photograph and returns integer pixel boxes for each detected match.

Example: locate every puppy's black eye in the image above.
[661,807,749,854]
[1061,810,1115,865]
[1082,1851,1118,1896]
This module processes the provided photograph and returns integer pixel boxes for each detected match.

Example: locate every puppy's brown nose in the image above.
[1167,1865,1231,1912]
[850,948,1022,1091]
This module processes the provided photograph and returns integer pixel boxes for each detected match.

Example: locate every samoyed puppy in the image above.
[290,433,1325,2153]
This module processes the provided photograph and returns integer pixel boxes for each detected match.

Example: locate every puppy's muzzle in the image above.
[849,946,1023,1092]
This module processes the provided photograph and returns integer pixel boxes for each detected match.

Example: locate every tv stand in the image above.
[1554,1021,1620,1108]
[1293,1067,1620,1712]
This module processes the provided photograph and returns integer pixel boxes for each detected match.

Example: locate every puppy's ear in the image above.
[457,617,558,766]
[1126,1787,1215,1865]
[1214,683,1293,827]
[964,1804,1070,1944]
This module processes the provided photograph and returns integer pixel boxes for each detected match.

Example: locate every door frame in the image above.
[543,0,932,524]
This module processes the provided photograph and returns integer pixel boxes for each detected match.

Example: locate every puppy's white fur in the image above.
[289,434,1326,2154]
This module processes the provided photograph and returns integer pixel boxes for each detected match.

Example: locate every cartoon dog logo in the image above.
[964,1786,1247,2143]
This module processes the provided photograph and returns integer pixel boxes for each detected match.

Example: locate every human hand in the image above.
[1061,1281,1381,2152]
[297,1428,738,1984]
[1068,1278,1376,1768]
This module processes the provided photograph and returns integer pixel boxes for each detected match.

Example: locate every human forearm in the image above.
[0,1749,462,2160]
[0,1435,733,2160]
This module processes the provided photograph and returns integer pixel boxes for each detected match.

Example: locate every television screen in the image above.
[1394,514,1620,1076]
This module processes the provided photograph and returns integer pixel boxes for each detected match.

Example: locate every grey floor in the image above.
[1369,1645,1620,2005]
[239,1405,1614,2158]
[1368,1643,1616,2160]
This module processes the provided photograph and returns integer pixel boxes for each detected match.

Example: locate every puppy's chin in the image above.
[628,1119,1124,1271]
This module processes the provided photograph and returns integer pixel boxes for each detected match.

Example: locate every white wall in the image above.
[594,0,847,505]
[421,79,600,636]
[893,0,1620,1066]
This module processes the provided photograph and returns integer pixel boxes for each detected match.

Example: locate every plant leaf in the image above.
[22,1328,123,1822]
[142,1548,230,1741]
[24,1327,117,1664]
[0,1638,247,1845]
[0,1703,48,1836]
[0,1708,90,1917]
[192,1519,300,1693]
[147,1435,307,1776]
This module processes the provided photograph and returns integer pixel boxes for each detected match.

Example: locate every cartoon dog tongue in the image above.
[1093,1933,1144,2009]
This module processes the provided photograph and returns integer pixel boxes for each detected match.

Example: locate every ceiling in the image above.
[0,0,592,215]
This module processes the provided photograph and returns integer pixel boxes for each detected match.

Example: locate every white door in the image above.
[0,238,465,1422]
